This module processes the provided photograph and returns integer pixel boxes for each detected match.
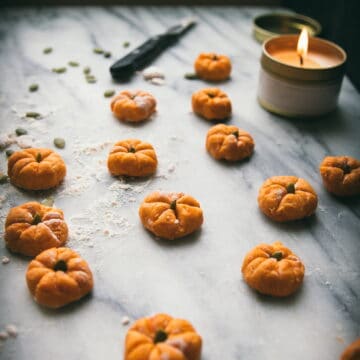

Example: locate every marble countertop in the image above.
[0,6,359,360]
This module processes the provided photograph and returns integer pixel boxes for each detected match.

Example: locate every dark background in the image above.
[0,0,359,91]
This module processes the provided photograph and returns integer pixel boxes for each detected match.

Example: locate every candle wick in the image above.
[299,54,304,66]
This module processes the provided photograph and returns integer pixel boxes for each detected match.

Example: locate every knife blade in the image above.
[110,17,196,81]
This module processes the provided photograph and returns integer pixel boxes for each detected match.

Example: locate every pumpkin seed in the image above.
[93,48,104,54]
[270,251,283,261]
[153,330,167,344]
[15,128,28,136]
[232,131,239,138]
[43,47,53,54]
[83,66,91,75]
[53,137,65,149]
[36,152,42,162]
[104,51,111,58]
[123,41,130,48]
[286,183,295,194]
[104,90,115,98]
[52,67,67,74]
[86,77,97,84]
[41,196,55,207]
[5,149,14,157]
[0,174,8,184]
[29,84,39,92]
[53,259,67,272]
[68,61,79,67]
[184,72,198,80]
[128,146,136,153]
[32,213,42,225]
[25,111,41,118]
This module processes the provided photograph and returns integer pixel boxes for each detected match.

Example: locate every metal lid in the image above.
[253,13,322,43]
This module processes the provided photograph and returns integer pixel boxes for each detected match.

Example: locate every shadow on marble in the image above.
[110,113,158,128]
[149,228,203,247]
[206,152,254,168]
[257,210,319,234]
[329,195,360,217]
[241,280,306,307]
[269,107,348,136]
[35,292,94,317]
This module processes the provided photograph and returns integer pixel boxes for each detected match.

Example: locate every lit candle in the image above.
[272,28,320,68]
[257,32,347,117]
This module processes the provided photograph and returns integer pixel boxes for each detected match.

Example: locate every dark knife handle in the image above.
[110,34,177,81]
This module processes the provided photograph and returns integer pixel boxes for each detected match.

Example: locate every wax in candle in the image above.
[272,50,321,68]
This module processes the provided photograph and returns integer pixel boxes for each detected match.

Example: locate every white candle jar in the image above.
[258,35,347,118]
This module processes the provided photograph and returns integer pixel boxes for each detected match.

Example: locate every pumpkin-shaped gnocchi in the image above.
[8,148,66,190]
[192,88,231,121]
[206,124,255,161]
[26,247,93,308]
[194,52,231,81]
[5,201,68,257]
[124,313,202,360]
[319,156,360,196]
[111,90,156,123]
[139,191,203,240]
[242,241,305,297]
[341,338,360,360]
[258,176,318,222]
[107,139,157,177]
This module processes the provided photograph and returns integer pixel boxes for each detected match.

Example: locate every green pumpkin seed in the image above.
[83,67,91,75]
[15,128,28,136]
[104,90,115,98]
[25,111,41,119]
[52,67,67,74]
[184,72,198,80]
[93,48,104,54]
[5,149,14,157]
[86,77,97,84]
[68,61,79,67]
[0,174,8,184]
[54,137,65,149]
[104,51,111,58]
[36,152,42,162]
[41,196,55,207]
[43,47,53,54]
[29,84,39,92]
[123,41,130,48]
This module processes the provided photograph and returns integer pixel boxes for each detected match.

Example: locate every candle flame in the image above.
[297,28,309,59]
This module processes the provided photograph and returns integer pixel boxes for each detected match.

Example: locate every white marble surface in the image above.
[0,6,359,360]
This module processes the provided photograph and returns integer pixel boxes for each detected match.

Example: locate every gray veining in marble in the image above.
[0,6,359,360]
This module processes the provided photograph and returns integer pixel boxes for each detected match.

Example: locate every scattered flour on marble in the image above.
[0,133,16,149]
[150,78,165,86]
[5,324,18,337]
[0,132,37,149]
[167,164,175,173]
[121,316,130,325]
[2,256,10,265]
[142,66,165,80]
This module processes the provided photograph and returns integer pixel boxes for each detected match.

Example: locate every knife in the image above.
[110,17,196,81]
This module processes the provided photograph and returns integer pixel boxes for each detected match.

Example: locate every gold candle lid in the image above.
[253,13,322,43]
[262,35,347,82]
